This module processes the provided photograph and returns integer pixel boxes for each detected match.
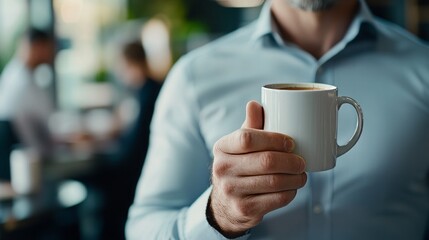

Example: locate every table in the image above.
[0,143,118,240]
[0,179,87,240]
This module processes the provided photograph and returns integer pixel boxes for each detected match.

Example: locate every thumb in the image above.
[241,101,264,129]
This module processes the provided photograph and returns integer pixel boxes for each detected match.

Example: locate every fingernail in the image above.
[286,139,295,152]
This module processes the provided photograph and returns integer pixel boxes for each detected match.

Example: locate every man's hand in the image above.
[209,101,307,238]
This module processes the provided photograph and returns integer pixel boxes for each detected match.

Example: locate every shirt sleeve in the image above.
[126,56,250,240]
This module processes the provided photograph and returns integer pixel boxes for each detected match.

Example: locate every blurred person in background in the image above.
[126,0,429,239]
[0,28,55,158]
[113,40,162,169]
[95,40,162,240]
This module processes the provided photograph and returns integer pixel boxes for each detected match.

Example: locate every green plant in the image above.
[127,0,208,58]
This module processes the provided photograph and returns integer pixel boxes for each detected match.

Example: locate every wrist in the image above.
[206,194,249,239]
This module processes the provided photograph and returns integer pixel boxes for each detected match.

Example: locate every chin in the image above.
[286,0,339,11]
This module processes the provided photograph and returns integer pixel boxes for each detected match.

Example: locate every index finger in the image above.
[214,128,295,154]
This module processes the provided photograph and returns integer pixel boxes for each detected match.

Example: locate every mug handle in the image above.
[337,96,364,157]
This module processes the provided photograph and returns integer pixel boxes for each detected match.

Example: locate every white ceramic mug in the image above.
[10,148,42,195]
[262,83,363,172]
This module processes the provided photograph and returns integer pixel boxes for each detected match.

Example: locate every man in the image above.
[0,28,55,157]
[127,0,429,239]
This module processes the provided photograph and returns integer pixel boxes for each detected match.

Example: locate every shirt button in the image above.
[313,204,323,214]
[317,67,323,75]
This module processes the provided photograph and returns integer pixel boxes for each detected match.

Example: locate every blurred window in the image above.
[0,0,28,72]
[53,0,126,109]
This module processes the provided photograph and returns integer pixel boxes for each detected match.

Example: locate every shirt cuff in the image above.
[183,186,251,240]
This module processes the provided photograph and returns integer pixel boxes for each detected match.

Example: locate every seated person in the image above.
[0,28,55,178]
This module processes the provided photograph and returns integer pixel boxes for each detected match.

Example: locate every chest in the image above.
[196,50,429,199]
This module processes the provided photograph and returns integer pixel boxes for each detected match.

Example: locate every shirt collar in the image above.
[250,0,378,44]
[250,0,274,42]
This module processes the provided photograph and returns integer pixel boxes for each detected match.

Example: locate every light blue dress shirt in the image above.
[127,1,429,239]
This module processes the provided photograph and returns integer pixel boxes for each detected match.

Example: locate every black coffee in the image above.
[279,87,322,90]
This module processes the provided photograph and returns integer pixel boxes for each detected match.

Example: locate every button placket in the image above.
[308,171,334,240]
[313,204,323,214]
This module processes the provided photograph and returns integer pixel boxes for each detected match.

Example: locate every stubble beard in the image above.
[286,0,340,11]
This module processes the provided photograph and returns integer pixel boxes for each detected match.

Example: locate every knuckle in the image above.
[234,200,253,218]
[260,152,275,171]
[219,181,235,195]
[212,157,231,177]
[212,161,229,178]
[267,175,279,189]
[238,129,253,151]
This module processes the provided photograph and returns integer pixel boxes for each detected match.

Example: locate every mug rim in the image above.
[263,83,337,91]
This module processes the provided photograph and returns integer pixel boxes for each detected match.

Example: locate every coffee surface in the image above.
[278,87,322,90]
